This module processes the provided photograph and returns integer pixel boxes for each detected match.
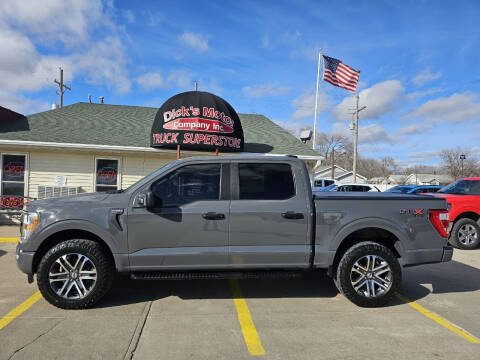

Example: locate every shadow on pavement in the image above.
[95,271,338,309]
[397,259,480,304]
[94,257,480,309]
[0,249,6,258]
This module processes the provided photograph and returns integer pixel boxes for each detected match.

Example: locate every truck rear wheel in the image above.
[449,218,480,250]
[335,241,401,307]
[37,239,114,309]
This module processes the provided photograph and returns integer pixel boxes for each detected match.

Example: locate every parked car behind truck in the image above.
[431,178,480,249]
[17,155,452,309]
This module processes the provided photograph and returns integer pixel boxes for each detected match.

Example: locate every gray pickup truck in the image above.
[17,155,453,309]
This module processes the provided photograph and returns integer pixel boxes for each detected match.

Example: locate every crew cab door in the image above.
[127,162,230,270]
[228,161,310,268]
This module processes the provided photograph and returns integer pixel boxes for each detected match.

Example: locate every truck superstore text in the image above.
[152,132,242,149]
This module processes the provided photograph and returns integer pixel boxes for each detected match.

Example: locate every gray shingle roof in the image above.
[0,102,318,156]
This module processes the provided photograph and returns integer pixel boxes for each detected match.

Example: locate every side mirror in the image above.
[145,191,161,209]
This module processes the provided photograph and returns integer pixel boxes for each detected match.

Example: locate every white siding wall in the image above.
[121,154,171,189]
[17,149,176,198]
[29,151,94,198]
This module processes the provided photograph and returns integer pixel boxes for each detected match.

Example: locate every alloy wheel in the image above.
[458,224,478,246]
[350,255,392,298]
[49,253,97,300]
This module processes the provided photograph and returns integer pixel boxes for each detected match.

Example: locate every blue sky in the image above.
[1,0,479,167]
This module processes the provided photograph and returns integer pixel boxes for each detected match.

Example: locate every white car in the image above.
[312,178,337,192]
[330,183,380,192]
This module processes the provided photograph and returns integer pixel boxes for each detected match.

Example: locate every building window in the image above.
[1,154,26,209]
[95,158,119,192]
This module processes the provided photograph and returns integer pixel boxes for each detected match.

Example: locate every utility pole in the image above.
[460,154,466,178]
[54,67,71,108]
[352,94,366,182]
[331,149,335,180]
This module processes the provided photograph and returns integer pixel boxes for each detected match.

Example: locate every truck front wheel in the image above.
[335,241,401,307]
[37,239,114,309]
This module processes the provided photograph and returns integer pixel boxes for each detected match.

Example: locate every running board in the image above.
[130,270,304,281]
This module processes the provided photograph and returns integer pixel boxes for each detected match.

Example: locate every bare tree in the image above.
[379,157,397,177]
[440,147,479,179]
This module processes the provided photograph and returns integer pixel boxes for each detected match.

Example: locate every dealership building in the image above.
[0,101,321,210]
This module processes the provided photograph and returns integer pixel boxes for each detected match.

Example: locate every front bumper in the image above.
[16,243,35,275]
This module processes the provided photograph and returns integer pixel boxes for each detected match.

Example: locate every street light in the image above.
[460,154,466,178]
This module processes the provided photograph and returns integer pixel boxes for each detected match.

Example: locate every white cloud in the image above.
[273,119,310,136]
[0,88,50,115]
[136,70,194,91]
[332,80,404,121]
[405,88,442,100]
[406,92,480,124]
[179,32,209,52]
[359,124,399,144]
[397,123,433,135]
[136,72,164,91]
[166,70,194,89]
[331,122,398,144]
[243,84,290,98]
[291,90,331,120]
[406,150,440,163]
[124,10,135,24]
[73,36,131,94]
[413,68,442,86]
[0,0,104,45]
[0,27,65,92]
[0,0,132,110]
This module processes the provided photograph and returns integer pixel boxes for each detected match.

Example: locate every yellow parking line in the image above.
[0,237,19,243]
[230,280,266,356]
[0,291,42,331]
[396,293,480,344]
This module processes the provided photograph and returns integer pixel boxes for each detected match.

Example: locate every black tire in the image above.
[37,239,114,309]
[335,241,401,307]
[449,218,480,250]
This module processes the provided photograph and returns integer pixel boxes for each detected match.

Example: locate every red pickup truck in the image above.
[432,178,480,249]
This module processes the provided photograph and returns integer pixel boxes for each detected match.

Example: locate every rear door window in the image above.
[238,163,294,200]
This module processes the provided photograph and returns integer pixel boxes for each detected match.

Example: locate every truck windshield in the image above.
[438,180,480,195]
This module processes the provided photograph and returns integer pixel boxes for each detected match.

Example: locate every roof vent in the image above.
[99,96,104,104]
[51,103,58,110]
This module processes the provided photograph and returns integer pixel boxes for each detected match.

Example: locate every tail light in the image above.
[429,210,450,238]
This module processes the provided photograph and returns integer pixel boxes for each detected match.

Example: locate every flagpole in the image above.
[312,49,322,150]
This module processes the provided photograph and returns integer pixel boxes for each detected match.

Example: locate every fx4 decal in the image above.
[400,209,424,216]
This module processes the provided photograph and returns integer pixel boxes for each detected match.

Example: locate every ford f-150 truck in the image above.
[431,178,480,249]
[17,155,453,309]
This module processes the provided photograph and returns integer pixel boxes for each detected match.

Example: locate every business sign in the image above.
[151,91,244,152]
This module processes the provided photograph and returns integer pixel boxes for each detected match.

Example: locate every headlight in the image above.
[22,212,39,239]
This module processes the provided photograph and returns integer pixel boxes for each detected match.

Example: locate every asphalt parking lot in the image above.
[1,227,480,360]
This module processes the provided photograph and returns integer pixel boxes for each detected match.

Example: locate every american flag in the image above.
[322,55,360,93]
